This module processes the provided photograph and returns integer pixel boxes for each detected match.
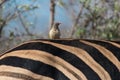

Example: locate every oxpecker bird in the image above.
[49,22,61,39]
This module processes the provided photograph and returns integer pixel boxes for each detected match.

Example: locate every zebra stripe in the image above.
[0,39,120,80]
[0,65,53,80]
[80,40,120,70]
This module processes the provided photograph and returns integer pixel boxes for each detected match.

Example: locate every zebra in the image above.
[0,39,120,80]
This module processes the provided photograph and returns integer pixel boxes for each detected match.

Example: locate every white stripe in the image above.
[0,65,53,80]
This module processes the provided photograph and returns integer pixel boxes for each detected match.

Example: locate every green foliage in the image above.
[75,27,86,38]
[18,4,39,11]
[9,31,15,39]
[57,0,65,7]
[79,0,91,8]
[79,0,88,3]
[73,0,120,40]
[114,2,120,13]
[0,18,4,22]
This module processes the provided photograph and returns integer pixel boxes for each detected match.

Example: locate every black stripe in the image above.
[84,40,120,61]
[5,41,101,80]
[48,40,120,80]
[0,56,69,80]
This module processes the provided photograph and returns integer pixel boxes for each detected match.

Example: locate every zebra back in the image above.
[0,39,120,80]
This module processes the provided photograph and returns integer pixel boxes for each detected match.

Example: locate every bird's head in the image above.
[54,22,61,29]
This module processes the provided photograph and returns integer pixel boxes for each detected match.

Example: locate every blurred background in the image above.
[0,0,120,53]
